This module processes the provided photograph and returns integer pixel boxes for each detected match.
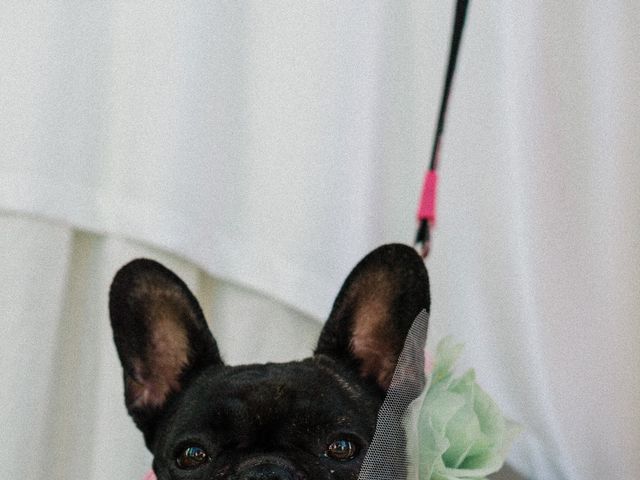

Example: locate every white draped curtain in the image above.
[1,2,638,479]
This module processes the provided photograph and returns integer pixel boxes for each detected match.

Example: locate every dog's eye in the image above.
[176,446,210,469]
[326,439,357,461]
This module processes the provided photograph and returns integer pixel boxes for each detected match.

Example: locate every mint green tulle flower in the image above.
[404,337,521,480]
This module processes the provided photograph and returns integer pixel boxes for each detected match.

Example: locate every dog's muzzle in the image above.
[234,456,301,480]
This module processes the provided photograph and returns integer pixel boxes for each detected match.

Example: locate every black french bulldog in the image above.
[109,244,429,480]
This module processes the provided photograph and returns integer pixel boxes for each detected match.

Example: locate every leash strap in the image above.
[415,0,470,257]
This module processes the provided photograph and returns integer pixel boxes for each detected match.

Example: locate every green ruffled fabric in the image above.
[404,337,521,480]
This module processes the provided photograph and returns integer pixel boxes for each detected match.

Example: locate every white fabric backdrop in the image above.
[1,2,639,479]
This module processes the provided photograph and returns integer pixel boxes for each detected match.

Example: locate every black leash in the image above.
[415,0,470,257]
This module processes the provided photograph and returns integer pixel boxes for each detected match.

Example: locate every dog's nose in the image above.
[237,463,296,480]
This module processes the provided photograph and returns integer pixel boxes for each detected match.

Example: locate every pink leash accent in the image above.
[417,170,438,224]
[143,470,157,480]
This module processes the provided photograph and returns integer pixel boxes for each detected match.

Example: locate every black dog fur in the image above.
[109,244,429,480]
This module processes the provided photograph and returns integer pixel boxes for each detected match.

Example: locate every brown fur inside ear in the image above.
[127,292,191,409]
[315,244,430,391]
[349,274,401,389]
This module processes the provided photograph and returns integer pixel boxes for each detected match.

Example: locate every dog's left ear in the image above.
[315,244,429,390]
[109,259,222,441]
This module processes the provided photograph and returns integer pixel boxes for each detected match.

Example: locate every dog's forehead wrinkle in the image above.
[184,359,369,421]
[313,354,365,402]
[194,362,320,410]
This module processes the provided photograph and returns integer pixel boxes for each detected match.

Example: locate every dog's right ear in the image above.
[109,259,221,441]
[315,244,429,391]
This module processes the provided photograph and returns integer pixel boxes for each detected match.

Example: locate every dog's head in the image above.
[109,244,429,480]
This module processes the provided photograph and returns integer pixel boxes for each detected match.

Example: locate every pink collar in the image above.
[143,471,156,480]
